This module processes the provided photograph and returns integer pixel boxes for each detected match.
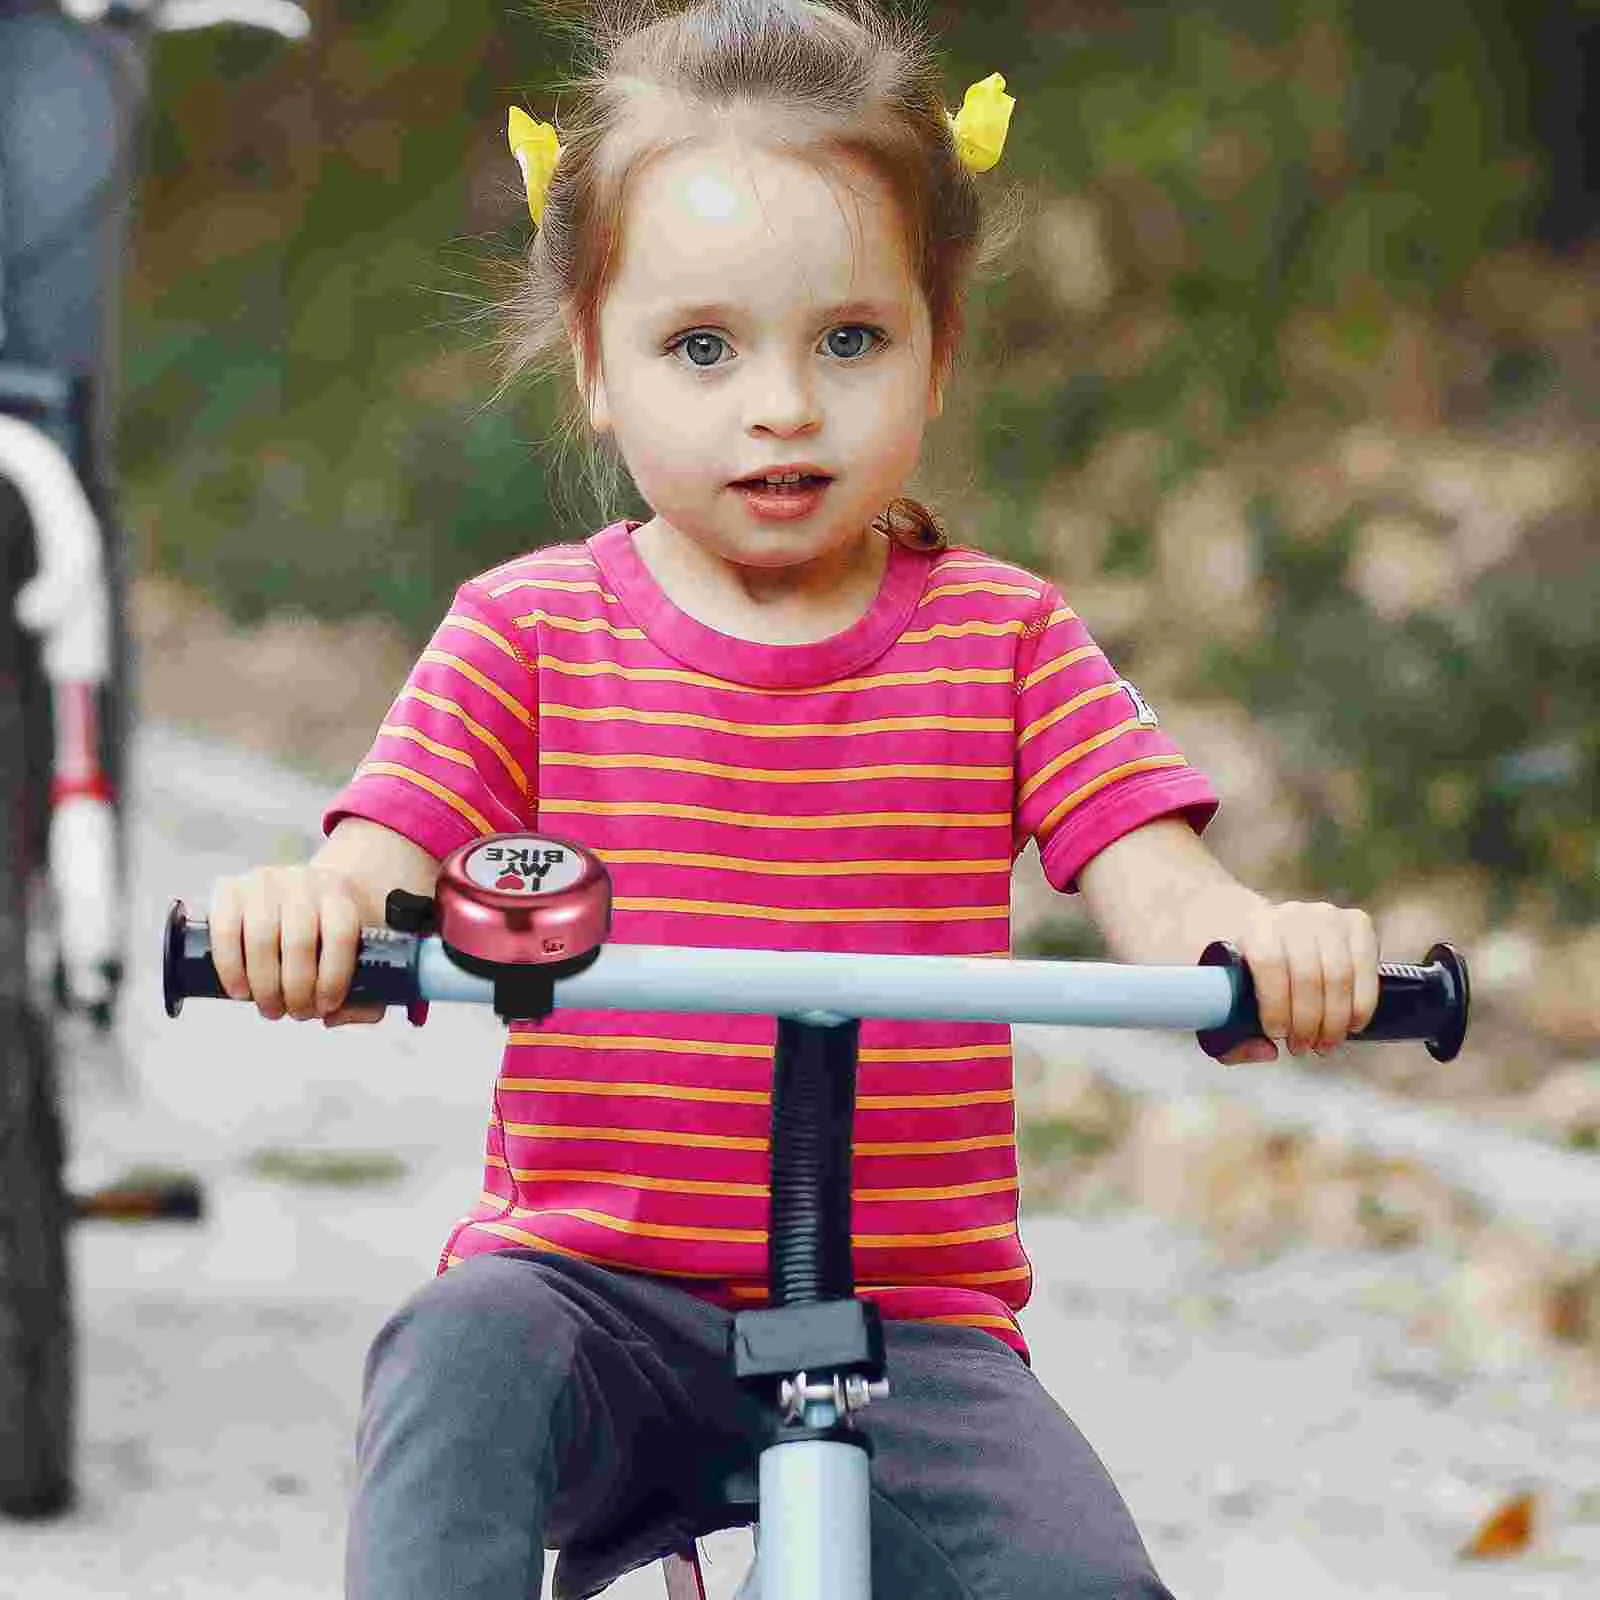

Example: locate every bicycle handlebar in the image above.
[161,901,1472,1063]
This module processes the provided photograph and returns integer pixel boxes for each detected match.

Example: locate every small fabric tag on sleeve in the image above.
[1117,678,1160,728]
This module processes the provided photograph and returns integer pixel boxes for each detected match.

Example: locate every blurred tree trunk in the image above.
[1519,0,1599,246]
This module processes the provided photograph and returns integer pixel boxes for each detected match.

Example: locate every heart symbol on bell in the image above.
[496,873,526,891]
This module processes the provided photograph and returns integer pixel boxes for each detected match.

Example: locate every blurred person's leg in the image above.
[0,5,143,441]
[0,6,146,854]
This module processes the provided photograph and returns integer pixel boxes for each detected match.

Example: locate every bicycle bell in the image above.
[397,831,612,1021]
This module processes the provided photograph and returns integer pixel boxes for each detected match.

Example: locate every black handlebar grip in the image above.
[1196,941,1471,1063]
[162,900,421,1018]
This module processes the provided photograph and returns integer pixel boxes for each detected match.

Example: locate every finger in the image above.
[1241,920,1292,1048]
[240,871,286,1020]
[1312,910,1357,1052]
[1286,908,1337,1056]
[323,1002,387,1028]
[279,882,322,1020]
[1220,1039,1278,1067]
[315,887,362,1017]
[207,877,249,1001]
[1348,911,1382,1034]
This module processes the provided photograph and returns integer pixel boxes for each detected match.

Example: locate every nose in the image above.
[744,352,821,437]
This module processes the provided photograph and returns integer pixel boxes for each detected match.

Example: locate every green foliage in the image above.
[1013,914,1106,962]
[1018,1114,1116,1168]
[1202,499,1600,922]
[124,2,575,636]
[937,0,1545,506]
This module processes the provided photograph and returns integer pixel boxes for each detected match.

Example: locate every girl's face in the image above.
[584,139,943,581]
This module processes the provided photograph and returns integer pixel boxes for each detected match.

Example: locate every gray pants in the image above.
[346,1250,1177,1600]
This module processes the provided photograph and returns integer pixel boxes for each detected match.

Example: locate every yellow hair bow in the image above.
[948,72,1015,174]
[508,105,563,224]
[507,71,1010,223]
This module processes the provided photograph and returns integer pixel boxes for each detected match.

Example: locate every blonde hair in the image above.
[488,0,1020,553]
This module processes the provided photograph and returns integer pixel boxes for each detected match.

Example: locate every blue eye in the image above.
[672,332,729,367]
[824,325,883,359]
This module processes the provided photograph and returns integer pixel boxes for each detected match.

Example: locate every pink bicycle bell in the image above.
[432,832,612,1021]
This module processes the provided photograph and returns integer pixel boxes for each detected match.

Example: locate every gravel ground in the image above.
[2,724,1596,1598]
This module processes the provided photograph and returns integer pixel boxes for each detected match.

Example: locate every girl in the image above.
[209,2,1382,1596]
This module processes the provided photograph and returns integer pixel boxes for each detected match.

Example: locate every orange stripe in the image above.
[491,1205,1016,1250]
[542,702,1010,738]
[1018,717,1147,807]
[540,797,1009,830]
[468,1220,751,1280]
[505,1033,769,1057]
[511,610,646,640]
[499,1122,768,1151]
[854,1177,1019,1201]
[898,620,1029,645]
[595,848,1007,877]
[918,581,1042,604]
[497,1126,1015,1159]
[495,1079,1009,1111]
[860,1265,1032,1288]
[501,1035,1010,1063]
[1037,754,1190,836]
[437,612,525,665]
[498,1077,766,1105]
[535,655,1015,697]
[1017,680,1124,748]
[417,650,534,727]
[354,762,494,834]
[854,1133,1014,1156]
[487,1162,1018,1204]
[613,895,1007,923]
[487,1165,768,1199]
[396,687,531,795]
[542,751,1008,784]
[726,1263,1033,1298]
[502,1205,764,1245]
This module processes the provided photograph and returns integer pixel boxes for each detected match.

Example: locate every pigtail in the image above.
[874,495,947,553]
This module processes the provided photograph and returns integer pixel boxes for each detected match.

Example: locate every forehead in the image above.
[608,140,918,316]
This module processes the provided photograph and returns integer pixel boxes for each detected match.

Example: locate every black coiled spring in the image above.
[768,1016,861,1307]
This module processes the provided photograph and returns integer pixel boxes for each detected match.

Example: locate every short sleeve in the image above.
[321,580,538,860]
[1014,585,1219,894]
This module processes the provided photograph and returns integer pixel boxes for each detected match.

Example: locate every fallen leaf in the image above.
[1458,1490,1536,1560]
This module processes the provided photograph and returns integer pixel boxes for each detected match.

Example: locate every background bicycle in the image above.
[0,0,309,1518]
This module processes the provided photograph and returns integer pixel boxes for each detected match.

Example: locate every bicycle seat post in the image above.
[729,1011,885,1600]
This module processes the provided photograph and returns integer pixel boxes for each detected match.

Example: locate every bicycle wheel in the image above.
[0,474,74,1519]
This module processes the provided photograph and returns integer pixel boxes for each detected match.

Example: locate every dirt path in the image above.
[1,724,1595,1597]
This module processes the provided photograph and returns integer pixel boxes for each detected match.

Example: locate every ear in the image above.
[563,310,611,434]
[586,360,612,435]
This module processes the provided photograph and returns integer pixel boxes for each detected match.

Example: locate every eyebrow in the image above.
[651,298,902,327]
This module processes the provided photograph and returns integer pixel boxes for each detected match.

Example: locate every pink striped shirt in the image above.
[323,520,1219,1359]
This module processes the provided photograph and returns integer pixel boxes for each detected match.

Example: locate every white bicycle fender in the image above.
[48,793,123,1012]
[0,412,110,681]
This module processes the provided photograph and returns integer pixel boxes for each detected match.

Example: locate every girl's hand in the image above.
[208,864,386,1027]
[1216,898,1381,1066]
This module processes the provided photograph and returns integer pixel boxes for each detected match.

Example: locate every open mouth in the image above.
[733,471,834,493]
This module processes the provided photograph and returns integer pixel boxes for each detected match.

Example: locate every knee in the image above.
[364,1252,580,1392]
